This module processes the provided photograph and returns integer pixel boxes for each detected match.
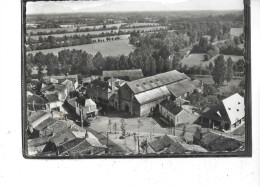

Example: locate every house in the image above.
[43,74,78,90]
[28,110,51,130]
[194,132,241,152]
[147,135,183,153]
[159,99,192,127]
[147,135,207,154]
[41,84,68,101]
[117,70,198,116]
[200,93,245,131]
[102,69,144,81]
[85,79,114,108]
[61,79,74,92]
[75,96,98,120]
[27,95,48,111]
[45,93,64,112]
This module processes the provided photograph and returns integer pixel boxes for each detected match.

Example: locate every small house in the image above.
[75,96,98,120]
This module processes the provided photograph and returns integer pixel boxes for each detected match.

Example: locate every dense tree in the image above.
[212,55,226,86]
[225,57,234,85]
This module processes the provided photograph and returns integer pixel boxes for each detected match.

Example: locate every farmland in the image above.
[123,22,160,27]
[26,39,135,57]
[26,29,119,40]
[230,27,243,37]
[26,26,166,40]
[180,53,244,68]
[26,23,126,35]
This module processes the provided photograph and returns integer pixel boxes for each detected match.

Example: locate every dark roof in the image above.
[201,132,221,146]
[193,128,201,140]
[34,118,58,131]
[27,95,48,105]
[160,99,183,115]
[103,69,143,80]
[90,79,110,90]
[45,93,60,103]
[163,142,188,154]
[208,136,241,152]
[46,120,72,134]
[50,130,76,146]
[127,70,189,94]
[148,135,175,152]
[57,138,85,155]
[28,110,49,123]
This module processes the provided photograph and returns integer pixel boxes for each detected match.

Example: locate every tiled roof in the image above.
[163,142,188,154]
[45,93,60,103]
[191,79,202,88]
[34,118,58,131]
[57,138,85,155]
[166,82,187,97]
[127,70,189,94]
[181,143,208,153]
[103,69,144,79]
[207,136,241,151]
[178,79,196,93]
[27,95,48,105]
[27,136,49,147]
[47,120,73,134]
[148,135,175,152]
[134,86,170,105]
[201,132,221,146]
[160,99,183,115]
[28,110,49,123]
[50,130,76,146]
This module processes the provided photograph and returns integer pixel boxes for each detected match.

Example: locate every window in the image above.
[149,80,153,83]
[155,78,159,82]
[143,82,147,85]
[136,84,140,87]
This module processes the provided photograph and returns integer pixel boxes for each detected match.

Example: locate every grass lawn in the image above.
[230,27,243,37]
[180,53,244,68]
[27,39,135,57]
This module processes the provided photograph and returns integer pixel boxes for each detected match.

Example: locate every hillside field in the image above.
[26,39,135,57]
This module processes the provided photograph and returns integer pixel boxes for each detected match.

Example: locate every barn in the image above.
[117,70,199,116]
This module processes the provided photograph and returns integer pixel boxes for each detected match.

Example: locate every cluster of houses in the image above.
[27,110,107,156]
[26,68,245,155]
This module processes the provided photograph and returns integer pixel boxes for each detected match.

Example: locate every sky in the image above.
[26,0,244,14]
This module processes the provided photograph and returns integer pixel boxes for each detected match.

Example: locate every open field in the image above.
[26,23,126,35]
[26,26,166,40]
[27,29,119,40]
[121,26,167,33]
[26,39,135,57]
[124,22,160,27]
[230,27,243,37]
[180,53,244,68]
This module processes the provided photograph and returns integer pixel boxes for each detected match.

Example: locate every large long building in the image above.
[117,70,202,116]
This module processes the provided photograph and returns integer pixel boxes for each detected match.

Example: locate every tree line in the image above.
[26,32,125,51]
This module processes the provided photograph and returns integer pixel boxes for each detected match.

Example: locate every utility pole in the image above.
[137,136,140,154]
[106,132,109,146]
[81,106,83,129]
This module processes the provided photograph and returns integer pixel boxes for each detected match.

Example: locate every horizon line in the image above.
[26,9,244,16]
